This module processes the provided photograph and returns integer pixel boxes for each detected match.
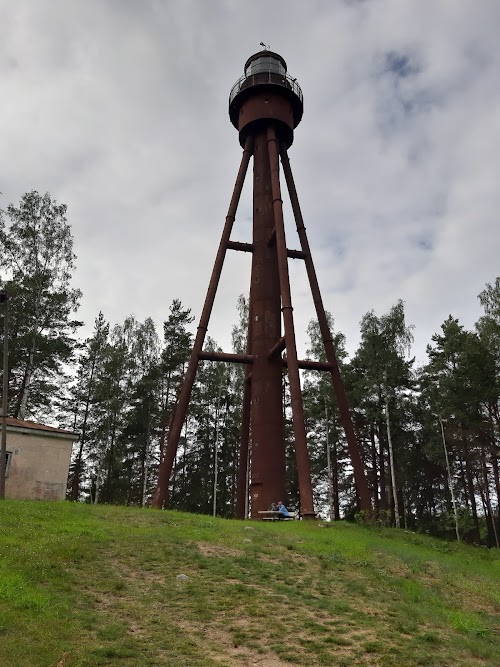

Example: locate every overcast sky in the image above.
[1,0,499,364]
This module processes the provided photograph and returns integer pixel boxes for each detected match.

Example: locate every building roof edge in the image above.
[4,417,79,439]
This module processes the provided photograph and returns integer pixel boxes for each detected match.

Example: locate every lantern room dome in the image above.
[244,50,288,75]
[229,50,303,147]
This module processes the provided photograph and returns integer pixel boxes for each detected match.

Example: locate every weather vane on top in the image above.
[259,42,270,50]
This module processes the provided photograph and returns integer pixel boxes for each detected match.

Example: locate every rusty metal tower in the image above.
[154,50,371,518]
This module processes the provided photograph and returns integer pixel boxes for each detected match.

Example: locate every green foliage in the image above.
[0,190,82,419]
[2,188,498,548]
[172,335,241,516]
[424,316,497,421]
[421,314,500,544]
[66,300,196,507]
[303,314,349,519]
[346,300,415,525]
[355,508,392,526]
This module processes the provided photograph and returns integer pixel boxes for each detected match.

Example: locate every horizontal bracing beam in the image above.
[227,240,254,252]
[287,249,306,259]
[198,351,254,364]
[227,239,305,259]
[288,359,333,372]
[198,349,331,372]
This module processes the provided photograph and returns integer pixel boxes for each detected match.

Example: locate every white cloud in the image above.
[1,0,499,366]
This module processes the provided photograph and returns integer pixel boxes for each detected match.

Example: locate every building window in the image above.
[4,450,12,477]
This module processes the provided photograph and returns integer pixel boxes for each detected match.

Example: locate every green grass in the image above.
[0,501,498,666]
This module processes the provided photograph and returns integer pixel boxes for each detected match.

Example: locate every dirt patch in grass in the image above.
[451,587,500,615]
[419,560,443,578]
[252,552,275,564]
[280,551,311,566]
[177,620,298,667]
[197,542,245,558]
[126,622,147,637]
[375,553,412,578]
[93,590,118,611]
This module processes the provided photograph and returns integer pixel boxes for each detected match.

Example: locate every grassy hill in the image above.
[0,501,498,667]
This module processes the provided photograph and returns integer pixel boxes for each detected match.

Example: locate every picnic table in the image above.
[258,510,296,521]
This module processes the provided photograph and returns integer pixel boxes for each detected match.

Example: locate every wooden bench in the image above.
[258,510,297,521]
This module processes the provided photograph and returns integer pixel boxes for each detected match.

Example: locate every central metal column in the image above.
[249,129,285,516]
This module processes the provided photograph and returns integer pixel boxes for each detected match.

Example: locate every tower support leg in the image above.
[235,317,252,519]
[153,136,253,509]
[267,124,316,519]
[279,143,372,512]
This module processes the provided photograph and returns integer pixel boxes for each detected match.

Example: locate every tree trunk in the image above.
[370,421,379,514]
[157,369,173,463]
[487,403,500,504]
[461,426,481,542]
[70,361,97,501]
[212,385,222,517]
[141,412,151,507]
[94,445,107,505]
[377,418,388,511]
[331,424,340,521]
[458,454,470,509]
[402,486,408,529]
[324,402,333,520]
[480,446,499,548]
[439,416,460,542]
[15,339,36,419]
[14,295,45,420]
[70,418,88,501]
[490,445,500,511]
[101,416,116,504]
[385,394,400,528]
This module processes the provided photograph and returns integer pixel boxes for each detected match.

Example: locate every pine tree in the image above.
[348,301,414,526]
[303,314,347,519]
[119,317,162,506]
[157,300,194,468]
[67,312,109,500]
[423,316,497,543]
[0,191,82,419]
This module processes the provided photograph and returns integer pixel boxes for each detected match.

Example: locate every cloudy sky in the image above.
[1,0,499,364]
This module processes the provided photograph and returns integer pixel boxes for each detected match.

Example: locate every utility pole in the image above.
[0,290,9,499]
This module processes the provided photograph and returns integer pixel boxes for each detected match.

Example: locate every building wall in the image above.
[5,430,75,501]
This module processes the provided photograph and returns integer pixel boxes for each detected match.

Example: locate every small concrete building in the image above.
[3,418,79,501]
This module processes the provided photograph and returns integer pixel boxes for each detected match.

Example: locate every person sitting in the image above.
[277,501,290,517]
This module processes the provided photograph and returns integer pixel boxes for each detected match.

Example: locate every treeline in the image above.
[1,192,499,546]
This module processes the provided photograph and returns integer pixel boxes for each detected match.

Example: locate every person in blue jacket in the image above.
[277,501,290,517]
